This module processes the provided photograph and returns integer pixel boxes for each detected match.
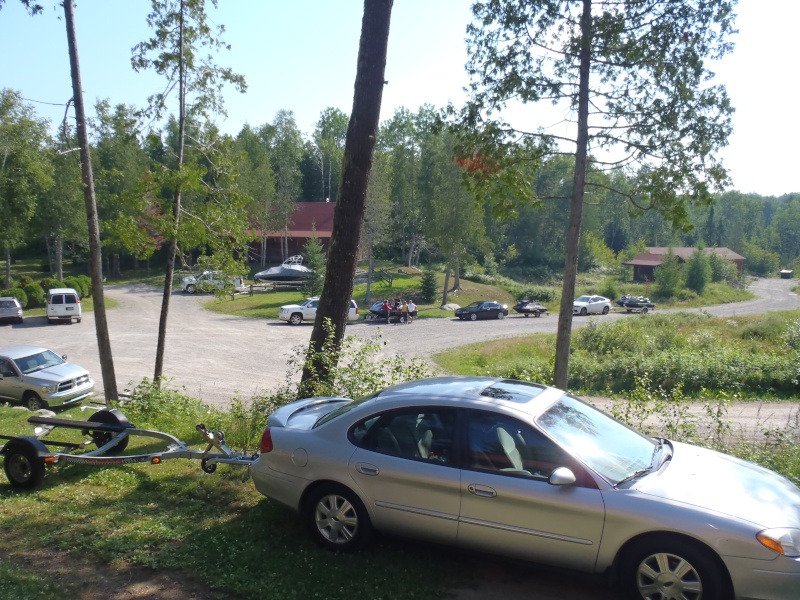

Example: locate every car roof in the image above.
[48,288,78,294]
[0,345,50,359]
[369,376,565,418]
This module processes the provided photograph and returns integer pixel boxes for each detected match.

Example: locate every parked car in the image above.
[181,271,247,294]
[0,297,23,324]
[279,297,359,325]
[572,294,611,316]
[46,287,82,324]
[455,301,509,321]
[250,376,800,600]
[0,345,94,410]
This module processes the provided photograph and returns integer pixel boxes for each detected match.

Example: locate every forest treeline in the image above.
[2,89,798,285]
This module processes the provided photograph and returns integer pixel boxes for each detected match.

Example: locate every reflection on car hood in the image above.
[634,441,800,528]
[182,276,196,283]
[23,363,89,384]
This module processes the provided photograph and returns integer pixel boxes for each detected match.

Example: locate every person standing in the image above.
[407,299,417,323]
[401,300,409,324]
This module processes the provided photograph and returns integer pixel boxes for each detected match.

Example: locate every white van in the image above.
[47,288,82,324]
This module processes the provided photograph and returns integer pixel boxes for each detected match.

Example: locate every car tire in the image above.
[289,313,303,325]
[23,392,44,411]
[497,312,504,319]
[3,439,46,489]
[470,313,477,321]
[580,307,587,316]
[185,284,195,294]
[305,484,372,552]
[85,409,131,454]
[602,306,609,315]
[619,537,729,600]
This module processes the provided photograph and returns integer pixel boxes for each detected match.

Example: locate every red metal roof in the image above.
[265,202,335,238]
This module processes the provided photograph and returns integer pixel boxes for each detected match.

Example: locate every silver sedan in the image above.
[250,376,800,600]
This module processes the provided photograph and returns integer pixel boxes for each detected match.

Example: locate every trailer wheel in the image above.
[87,409,130,454]
[201,458,217,474]
[3,439,45,489]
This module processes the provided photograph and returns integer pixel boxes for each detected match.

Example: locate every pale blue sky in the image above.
[1,0,797,196]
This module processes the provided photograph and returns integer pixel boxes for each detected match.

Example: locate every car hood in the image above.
[24,363,89,384]
[634,441,800,528]
[573,301,590,307]
[280,304,304,311]
[182,276,197,283]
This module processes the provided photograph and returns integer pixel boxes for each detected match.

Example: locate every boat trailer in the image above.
[0,408,257,490]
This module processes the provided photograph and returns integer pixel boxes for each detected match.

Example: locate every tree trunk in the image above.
[55,233,63,281]
[4,245,10,289]
[441,266,450,307]
[63,0,118,401]
[453,255,461,291]
[365,245,374,304]
[553,0,592,390]
[301,0,393,390]
[153,1,186,385]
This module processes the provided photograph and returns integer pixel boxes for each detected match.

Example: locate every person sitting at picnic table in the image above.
[407,299,417,322]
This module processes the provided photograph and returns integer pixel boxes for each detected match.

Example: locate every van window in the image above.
[65,295,78,304]
[51,295,64,305]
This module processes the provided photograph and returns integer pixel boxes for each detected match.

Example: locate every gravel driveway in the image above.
[2,277,799,409]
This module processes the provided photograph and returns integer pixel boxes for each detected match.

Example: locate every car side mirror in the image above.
[549,467,576,486]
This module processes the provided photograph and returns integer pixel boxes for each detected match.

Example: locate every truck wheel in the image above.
[289,313,303,325]
[23,393,44,411]
[3,439,46,489]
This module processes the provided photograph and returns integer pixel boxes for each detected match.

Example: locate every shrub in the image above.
[783,320,800,350]
[517,287,556,303]
[78,275,93,298]
[654,249,682,299]
[63,276,87,298]
[38,278,64,293]
[0,287,28,307]
[17,276,34,288]
[598,278,620,302]
[685,248,711,295]
[22,283,45,308]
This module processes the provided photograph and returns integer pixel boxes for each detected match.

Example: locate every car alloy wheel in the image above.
[497,311,504,319]
[289,313,303,325]
[602,306,609,315]
[306,484,372,552]
[580,307,587,316]
[185,284,196,294]
[470,313,477,321]
[621,537,727,600]
[23,393,44,411]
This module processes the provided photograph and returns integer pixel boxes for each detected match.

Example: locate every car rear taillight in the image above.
[260,428,273,453]
[355,307,359,315]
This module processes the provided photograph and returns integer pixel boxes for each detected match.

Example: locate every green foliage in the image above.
[37,277,64,293]
[598,278,620,303]
[743,241,780,276]
[517,287,556,303]
[419,268,438,304]
[17,276,33,287]
[294,319,435,400]
[653,249,682,299]
[22,283,45,307]
[78,275,93,298]
[302,233,326,297]
[708,251,737,282]
[1,286,27,307]
[783,320,800,350]
[63,276,88,298]
[684,248,711,295]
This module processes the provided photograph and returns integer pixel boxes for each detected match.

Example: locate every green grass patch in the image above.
[435,309,800,399]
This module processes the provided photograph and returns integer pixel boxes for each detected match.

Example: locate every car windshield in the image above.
[300,298,316,307]
[536,395,656,485]
[14,350,65,375]
[575,295,591,302]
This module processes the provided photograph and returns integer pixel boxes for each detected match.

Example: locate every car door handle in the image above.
[467,484,497,498]
[356,463,380,476]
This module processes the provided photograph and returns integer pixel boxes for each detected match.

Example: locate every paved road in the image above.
[2,277,799,408]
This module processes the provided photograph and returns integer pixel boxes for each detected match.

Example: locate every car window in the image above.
[465,410,583,482]
[0,359,17,377]
[536,395,655,484]
[51,295,64,305]
[65,294,78,304]
[355,408,456,465]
